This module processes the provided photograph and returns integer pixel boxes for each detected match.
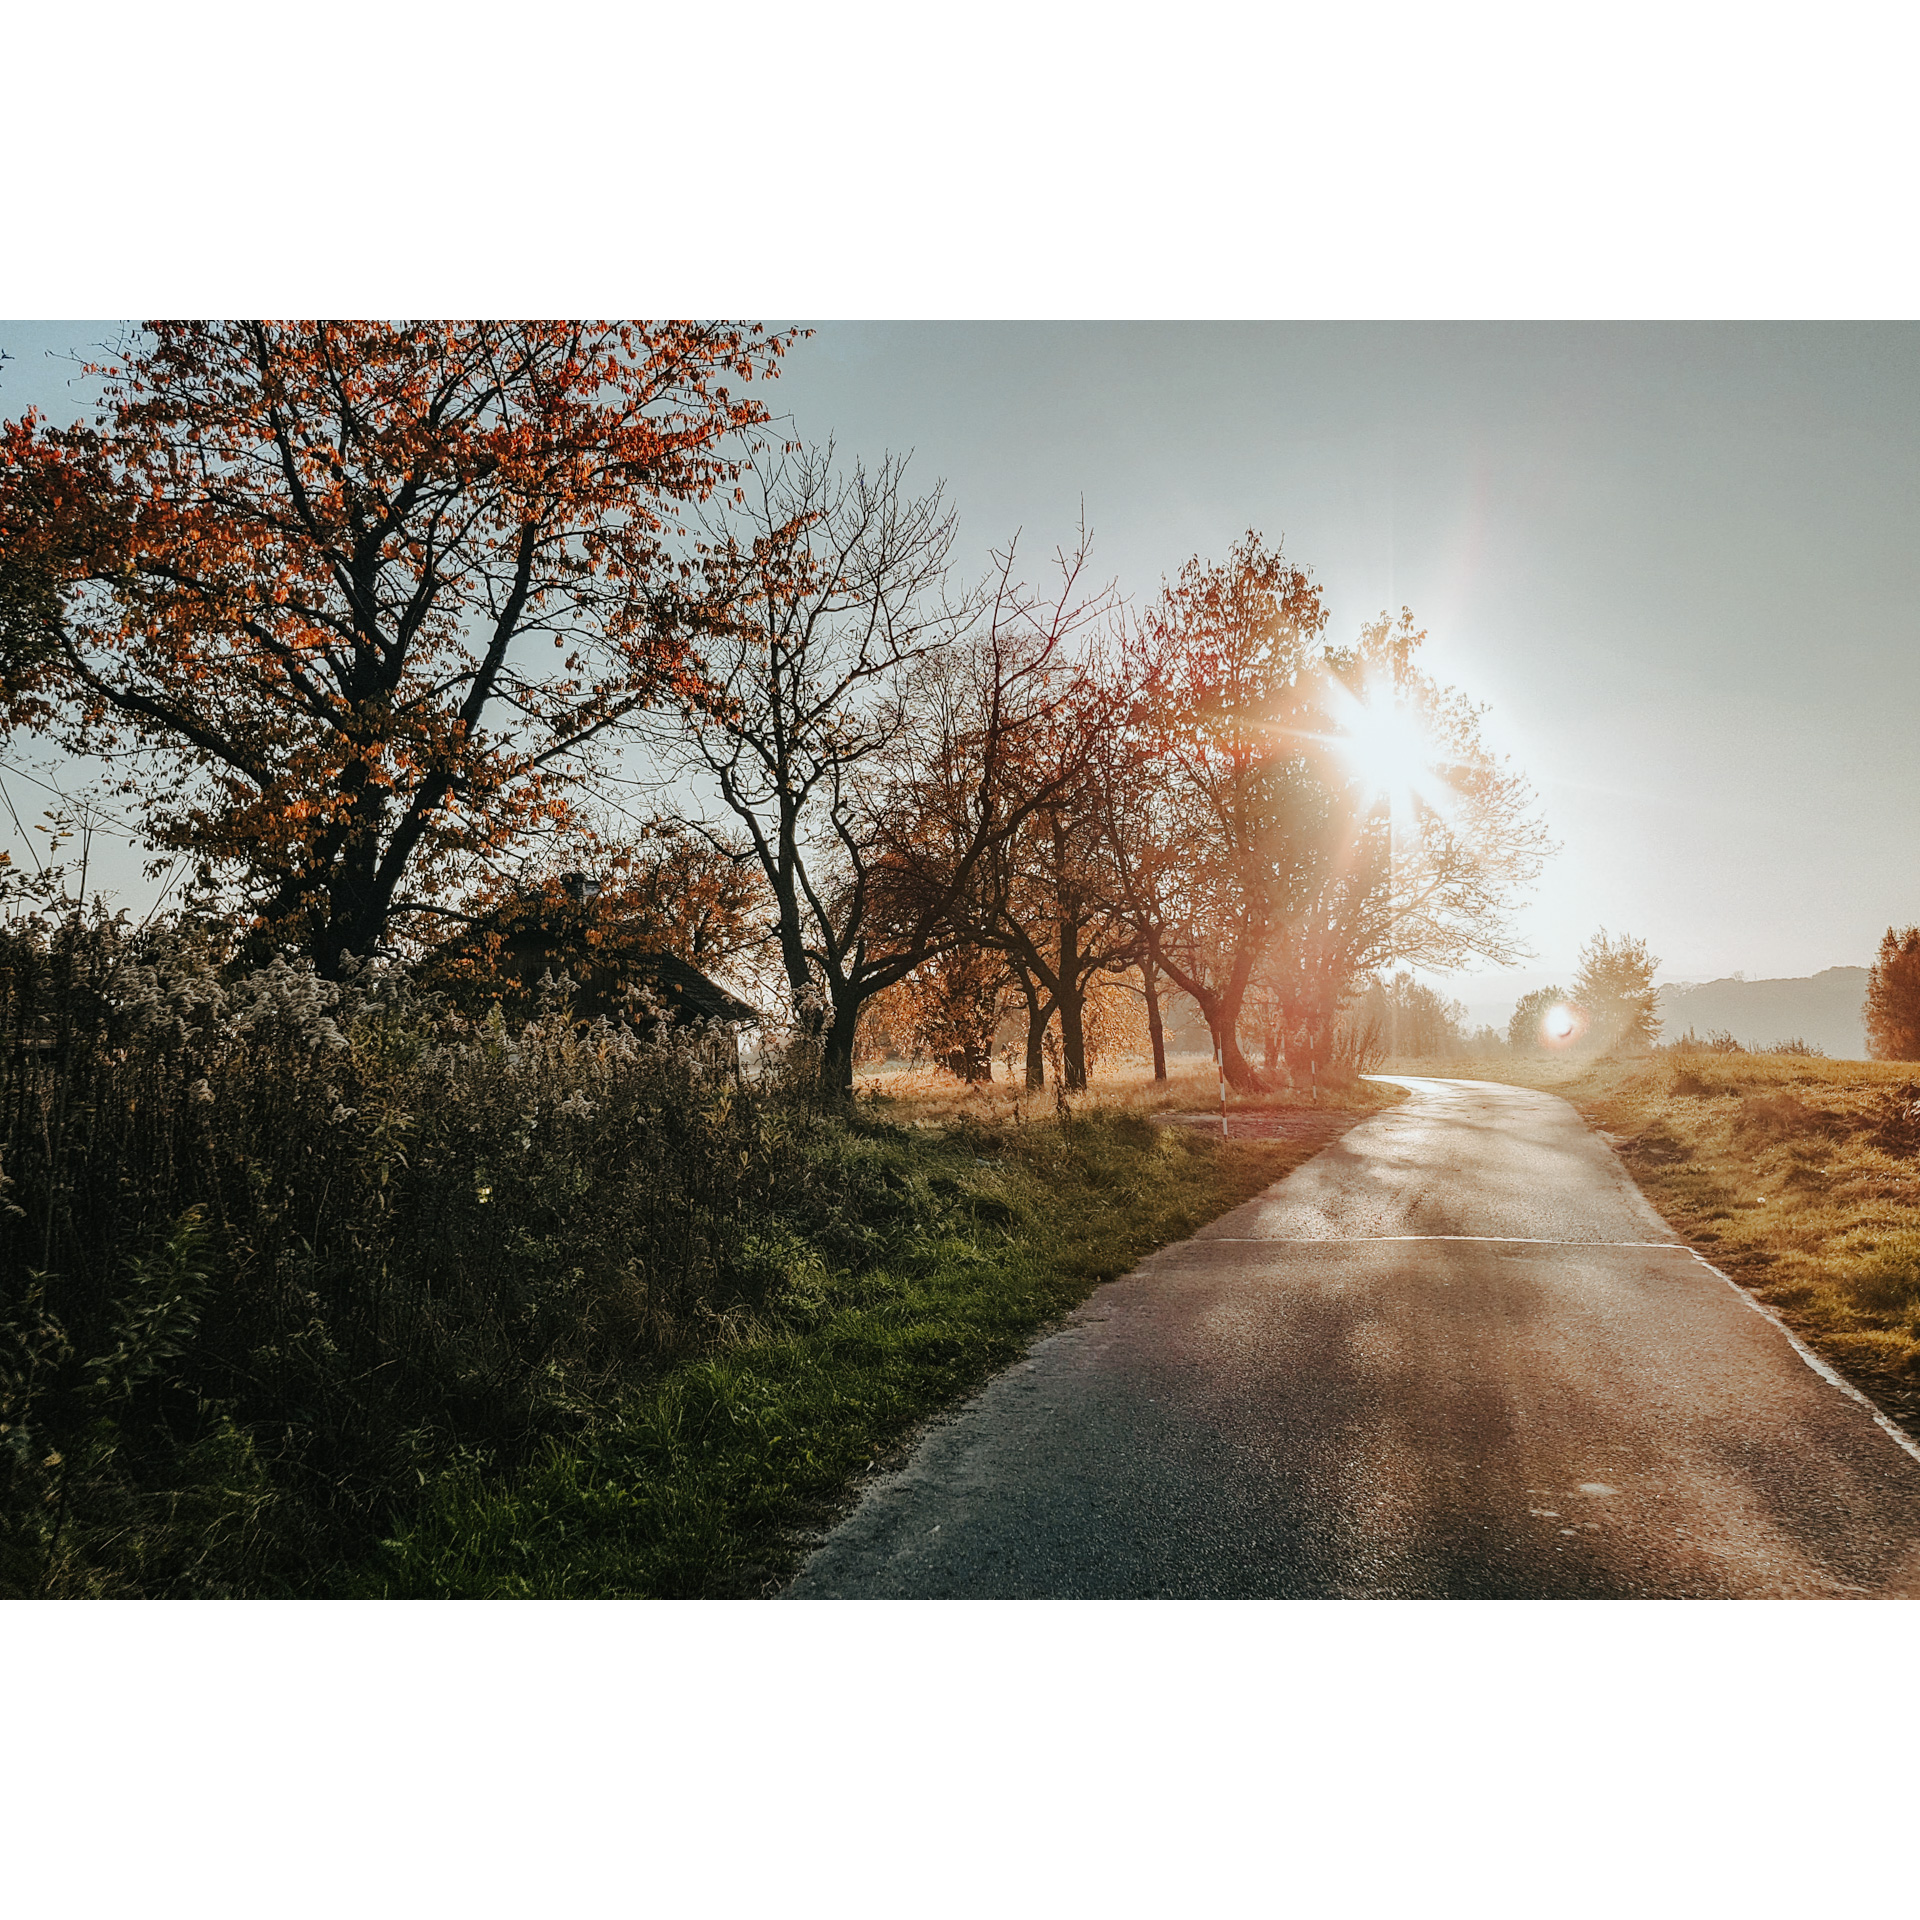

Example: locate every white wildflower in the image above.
[557,1089,595,1119]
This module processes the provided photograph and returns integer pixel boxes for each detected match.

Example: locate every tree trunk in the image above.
[1215,936,1268,1091]
[1057,984,1089,1092]
[822,989,862,1095]
[1205,1011,1261,1093]
[1149,927,1268,1093]
[1189,994,1266,1093]
[1047,898,1089,1092]
[1142,959,1167,1081]
[1023,990,1052,1091]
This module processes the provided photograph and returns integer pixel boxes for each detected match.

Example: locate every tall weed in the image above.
[0,904,872,1595]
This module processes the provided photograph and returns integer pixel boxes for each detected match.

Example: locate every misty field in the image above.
[852,1048,1390,1126]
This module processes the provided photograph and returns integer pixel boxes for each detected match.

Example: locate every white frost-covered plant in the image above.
[224,956,351,1051]
[104,927,233,1050]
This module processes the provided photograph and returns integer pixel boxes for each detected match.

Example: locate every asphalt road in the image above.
[786,1076,1920,1598]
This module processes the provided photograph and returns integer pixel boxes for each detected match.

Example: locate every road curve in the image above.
[786,1076,1920,1598]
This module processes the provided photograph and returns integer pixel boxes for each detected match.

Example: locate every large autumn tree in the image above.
[1096,532,1329,1090]
[1094,551,1548,1089]
[0,321,789,974]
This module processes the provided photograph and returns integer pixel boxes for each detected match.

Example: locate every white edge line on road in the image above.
[1680,1247,1920,1472]
[1194,1234,1690,1248]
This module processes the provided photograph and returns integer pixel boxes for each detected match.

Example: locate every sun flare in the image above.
[1327,679,1448,819]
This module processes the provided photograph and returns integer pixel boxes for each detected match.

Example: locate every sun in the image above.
[1325,677,1449,820]
[1340,696,1432,801]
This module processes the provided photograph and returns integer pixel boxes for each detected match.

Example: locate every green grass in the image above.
[1383,1050,1920,1437]
[356,1096,1398,1597]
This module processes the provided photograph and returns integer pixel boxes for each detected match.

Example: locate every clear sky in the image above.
[5,320,1918,1027]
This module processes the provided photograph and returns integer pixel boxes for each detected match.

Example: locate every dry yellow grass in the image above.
[1385,1050,1920,1435]
[853,1049,1398,1127]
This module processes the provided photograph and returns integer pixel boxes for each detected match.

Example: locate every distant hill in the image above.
[1655,968,1870,1059]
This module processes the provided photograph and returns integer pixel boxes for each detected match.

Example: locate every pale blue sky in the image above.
[5,321,1918,1028]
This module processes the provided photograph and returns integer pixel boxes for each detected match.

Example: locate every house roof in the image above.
[628,951,760,1026]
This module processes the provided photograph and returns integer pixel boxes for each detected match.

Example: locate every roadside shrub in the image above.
[1667,1027,1745,1056]
[1326,1007,1385,1077]
[1844,1231,1920,1317]
[0,902,872,1596]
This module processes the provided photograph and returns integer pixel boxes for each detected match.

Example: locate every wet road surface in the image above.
[786,1077,1920,1598]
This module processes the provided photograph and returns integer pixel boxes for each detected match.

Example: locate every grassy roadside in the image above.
[1380,1051,1920,1437]
[359,1077,1401,1598]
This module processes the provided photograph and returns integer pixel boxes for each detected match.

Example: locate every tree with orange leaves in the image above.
[1096,545,1545,1091]
[0,321,790,974]
[1864,926,1920,1061]
[1261,610,1548,1075]
[1096,532,1329,1092]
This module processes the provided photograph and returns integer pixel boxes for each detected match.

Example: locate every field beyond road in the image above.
[1377,1051,1920,1440]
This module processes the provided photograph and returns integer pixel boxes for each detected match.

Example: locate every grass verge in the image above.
[1380,1051,1920,1437]
[852,1048,1368,1125]
[358,1082,1400,1598]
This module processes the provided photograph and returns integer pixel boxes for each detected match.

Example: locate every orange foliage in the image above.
[1865,926,1920,1061]
[856,944,1013,1079]
[422,820,761,1016]
[1106,531,1327,1090]
[1082,965,1153,1069]
[0,321,792,973]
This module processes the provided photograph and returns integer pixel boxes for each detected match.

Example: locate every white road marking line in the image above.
[1195,1234,1692,1247]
